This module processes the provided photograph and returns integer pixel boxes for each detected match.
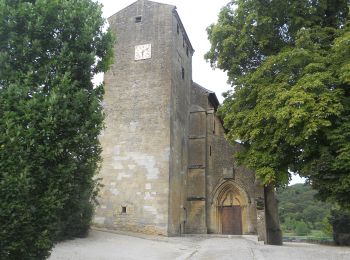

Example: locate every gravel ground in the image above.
[49,229,350,260]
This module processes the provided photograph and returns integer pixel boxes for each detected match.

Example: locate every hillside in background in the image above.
[276,184,333,237]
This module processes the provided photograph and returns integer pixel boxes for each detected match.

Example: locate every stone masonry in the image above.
[93,0,267,241]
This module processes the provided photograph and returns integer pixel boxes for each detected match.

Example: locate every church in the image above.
[93,0,267,241]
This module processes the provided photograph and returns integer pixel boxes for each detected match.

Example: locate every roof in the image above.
[192,81,220,110]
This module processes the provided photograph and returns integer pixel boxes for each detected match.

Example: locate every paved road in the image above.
[49,230,350,260]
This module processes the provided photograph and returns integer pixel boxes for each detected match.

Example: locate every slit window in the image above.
[181,67,185,79]
[186,46,189,57]
[135,16,142,23]
[177,24,179,34]
[210,146,212,156]
[121,206,127,213]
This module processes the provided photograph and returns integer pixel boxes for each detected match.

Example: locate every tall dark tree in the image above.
[0,0,114,259]
[206,0,349,244]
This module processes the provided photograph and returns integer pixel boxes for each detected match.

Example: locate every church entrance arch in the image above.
[211,180,249,235]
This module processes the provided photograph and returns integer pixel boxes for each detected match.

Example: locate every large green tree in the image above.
[0,0,113,259]
[206,0,350,244]
[206,0,349,244]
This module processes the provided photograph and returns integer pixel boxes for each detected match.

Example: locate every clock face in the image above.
[135,44,152,60]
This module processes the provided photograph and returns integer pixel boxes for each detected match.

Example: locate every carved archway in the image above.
[211,180,250,234]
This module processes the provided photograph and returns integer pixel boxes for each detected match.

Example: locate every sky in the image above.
[96,0,305,185]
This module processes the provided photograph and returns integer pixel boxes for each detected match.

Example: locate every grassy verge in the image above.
[283,230,333,245]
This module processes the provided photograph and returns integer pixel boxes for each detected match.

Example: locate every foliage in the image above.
[322,216,333,236]
[206,0,348,84]
[0,0,114,259]
[277,184,332,236]
[295,221,310,236]
[329,209,350,245]
[206,0,350,208]
[329,209,350,233]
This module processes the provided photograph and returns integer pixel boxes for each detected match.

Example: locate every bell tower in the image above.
[94,0,194,235]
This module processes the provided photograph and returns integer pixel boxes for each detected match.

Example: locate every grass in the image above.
[283,230,333,244]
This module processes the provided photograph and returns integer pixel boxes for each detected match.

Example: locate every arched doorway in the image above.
[222,206,242,234]
[221,207,242,234]
[211,181,249,235]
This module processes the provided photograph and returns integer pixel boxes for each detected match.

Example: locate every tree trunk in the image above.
[264,184,283,245]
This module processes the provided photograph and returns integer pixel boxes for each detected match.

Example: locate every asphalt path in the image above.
[49,230,350,260]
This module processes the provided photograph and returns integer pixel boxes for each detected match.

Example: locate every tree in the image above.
[206,0,349,244]
[295,221,310,236]
[0,0,114,259]
[305,30,350,209]
[277,184,333,234]
[329,209,350,245]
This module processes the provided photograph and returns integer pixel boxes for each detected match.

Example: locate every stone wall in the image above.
[94,0,266,240]
[187,82,263,236]
[186,105,207,233]
[94,1,175,235]
[167,8,194,235]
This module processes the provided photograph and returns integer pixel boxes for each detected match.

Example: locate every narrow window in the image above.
[177,24,179,34]
[135,16,142,23]
[210,146,212,156]
[213,120,215,134]
[122,206,127,213]
[186,46,189,57]
[181,67,185,79]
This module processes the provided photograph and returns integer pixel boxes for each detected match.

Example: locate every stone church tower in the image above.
[94,0,267,241]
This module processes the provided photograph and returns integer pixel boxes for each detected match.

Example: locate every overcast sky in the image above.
[96,0,305,185]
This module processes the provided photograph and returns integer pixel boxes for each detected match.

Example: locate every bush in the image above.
[282,216,297,233]
[329,209,350,246]
[0,0,113,259]
[295,221,310,236]
[322,216,333,237]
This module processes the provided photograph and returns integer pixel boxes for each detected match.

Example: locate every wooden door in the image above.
[222,206,242,235]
